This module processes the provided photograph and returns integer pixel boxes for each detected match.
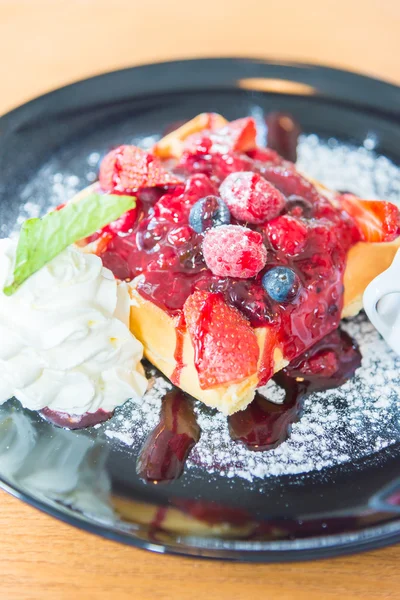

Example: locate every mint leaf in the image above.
[4,193,135,295]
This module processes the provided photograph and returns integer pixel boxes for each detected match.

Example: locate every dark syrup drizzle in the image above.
[40,407,113,429]
[138,328,361,482]
[229,329,361,451]
[136,389,200,483]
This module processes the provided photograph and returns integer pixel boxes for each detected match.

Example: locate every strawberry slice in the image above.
[99,145,181,194]
[341,194,400,242]
[183,291,259,389]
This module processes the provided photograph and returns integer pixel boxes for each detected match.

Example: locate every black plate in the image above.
[1,58,400,562]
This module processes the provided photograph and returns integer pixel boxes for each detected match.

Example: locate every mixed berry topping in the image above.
[189,195,230,233]
[92,113,400,390]
[202,225,267,278]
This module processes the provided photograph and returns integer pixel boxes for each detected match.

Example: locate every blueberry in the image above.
[262,266,300,303]
[189,195,230,233]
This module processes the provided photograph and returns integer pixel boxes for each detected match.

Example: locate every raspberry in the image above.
[309,222,338,250]
[266,215,308,256]
[182,174,218,205]
[99,145,181,193]
[183,291,259,388]
[202,225,267,278]
[153,175,217,222]
[219,172,286,224]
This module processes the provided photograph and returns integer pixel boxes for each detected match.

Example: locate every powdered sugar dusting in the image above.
[104,372,172,447]
[7,131,400,483]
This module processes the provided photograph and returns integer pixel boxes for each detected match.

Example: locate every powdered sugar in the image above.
[7,131,400,483]
[104,373,171,447]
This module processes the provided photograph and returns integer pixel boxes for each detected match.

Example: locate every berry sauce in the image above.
[229,328,361,451]
[136,389,200,483]
[40,407,113,430]
[137,328,361,482]
[99,123,361,388]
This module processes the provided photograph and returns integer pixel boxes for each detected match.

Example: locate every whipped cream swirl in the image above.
[0,239,147,415]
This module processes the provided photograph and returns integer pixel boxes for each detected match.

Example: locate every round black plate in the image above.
[1,58,400,562]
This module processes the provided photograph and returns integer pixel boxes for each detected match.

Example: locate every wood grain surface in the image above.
[1,1,400,598]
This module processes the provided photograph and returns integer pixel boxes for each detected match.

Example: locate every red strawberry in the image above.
[340,194,399,242]
[183,291,259,389]
[99,145,181,193]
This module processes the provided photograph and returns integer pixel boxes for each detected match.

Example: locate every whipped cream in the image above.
[0,239,147,415]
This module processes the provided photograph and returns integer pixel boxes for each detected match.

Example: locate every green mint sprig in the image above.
[3,192,135,296]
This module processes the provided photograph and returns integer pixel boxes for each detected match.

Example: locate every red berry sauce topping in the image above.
[95,115,399,389]
[266,215,308,256]
[229,328,361,451]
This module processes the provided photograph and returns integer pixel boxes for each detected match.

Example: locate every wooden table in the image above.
[1,1,400,598]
